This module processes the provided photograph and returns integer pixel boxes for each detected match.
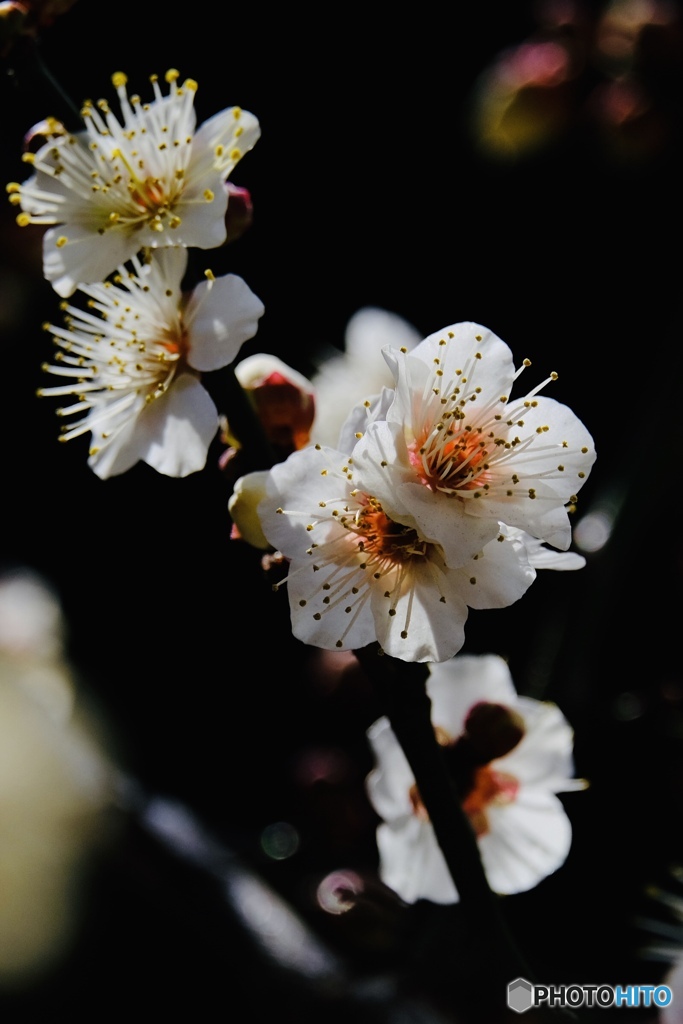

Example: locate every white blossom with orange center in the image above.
[7,69,259,296]
[257,444,538,663]
[366,653,585,903]
[39,247,264,478]
[353,321,595,570]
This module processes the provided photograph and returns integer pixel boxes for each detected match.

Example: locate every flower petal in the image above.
[119,373,218,477]
[185,274,265,372]
[376,819,459,904]
[43,225,135,298]
[479,789,573,894]
[427,653,518,734]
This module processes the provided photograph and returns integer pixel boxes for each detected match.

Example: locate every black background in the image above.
[2,2,683,1021]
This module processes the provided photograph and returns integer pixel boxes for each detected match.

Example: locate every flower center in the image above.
[461,766,520,837]
[352,499,428,564]
[409,423,492,496]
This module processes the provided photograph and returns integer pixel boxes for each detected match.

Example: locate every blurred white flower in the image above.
[0,570,113,983]
[7,69,259,296]
[354,321,595,570]
[39,247,264,478]
[258,444,536,663]
[310,307,420,448]
[366,653,584,903]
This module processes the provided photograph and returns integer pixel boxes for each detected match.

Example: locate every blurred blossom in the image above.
[316,869,364,914]
[470,36,580,159]
[39,248,264,478]
[596,0,677,65]
[0,570,114,983]
[310,307,421,449]
[470,0,682,161]
[0,0,78,57]
[661,956,683,1022]
[0,569,64,661]
[261,821,300,861]
[636,870,683,1020]
[6,69,259,296]
[366,653,584,904]
[573,506,615,552]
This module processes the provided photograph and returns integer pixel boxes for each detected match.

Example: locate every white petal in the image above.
[365,717,415,821]
[387,321,515,427]
[89,413,144,479]
[43,225,136,298]
[376,819,459,904]
[171,171,229,250]
[458,531,536,610]
[185,274,265,371]
[370,554,469,663]
[427,653,518,734]
[188,108,261,180]
[337,387,393,456]
[479,789,572,894]
[501,698,578,790]
[125,374,218,477]
[258,447,350,559]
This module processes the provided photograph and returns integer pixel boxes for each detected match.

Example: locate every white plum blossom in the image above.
[39,247,264,478]
[366,653,584,903]
[354,321,595,571]
[7,69,259,296]
[257,444,538,663]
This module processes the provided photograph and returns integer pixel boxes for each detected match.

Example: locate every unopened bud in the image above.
[233,354,315,458]
[228,471,271,550]
[23,118,66,154]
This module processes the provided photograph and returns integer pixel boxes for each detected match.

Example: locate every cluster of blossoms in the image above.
[253,320,595,664]
[227,315,595,898]
[8,69,264,475]
[7,63,596,917]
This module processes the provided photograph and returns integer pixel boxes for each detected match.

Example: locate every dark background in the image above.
[1,1,683,1020]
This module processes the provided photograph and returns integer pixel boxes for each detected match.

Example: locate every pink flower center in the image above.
[462,766,519,837]
[408,424,492,496]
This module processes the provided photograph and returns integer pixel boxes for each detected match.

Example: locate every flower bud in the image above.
[231,353,315,459]
[228,471,271,549]
[224,182,254,244]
